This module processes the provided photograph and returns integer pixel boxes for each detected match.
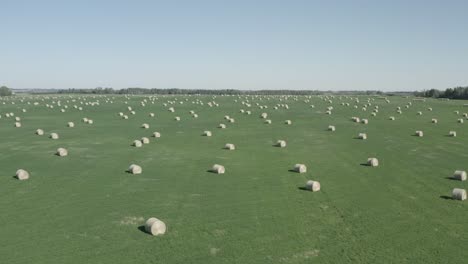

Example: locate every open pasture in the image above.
[0,94,467,263]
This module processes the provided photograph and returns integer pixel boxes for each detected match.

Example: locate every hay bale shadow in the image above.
[137,225,150,235]
[444,176,458,181]
[439,195,453,200]
[297,187,309,191]
[288,169,299,173]
[360,163,370,166]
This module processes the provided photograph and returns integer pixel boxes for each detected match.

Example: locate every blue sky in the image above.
[1,0,467,90]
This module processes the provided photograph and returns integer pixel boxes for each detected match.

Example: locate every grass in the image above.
[0,94,467,264]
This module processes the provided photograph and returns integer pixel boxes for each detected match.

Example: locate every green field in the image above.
[1,94,467,264]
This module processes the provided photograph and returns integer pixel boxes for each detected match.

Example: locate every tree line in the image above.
[415,86,468,100]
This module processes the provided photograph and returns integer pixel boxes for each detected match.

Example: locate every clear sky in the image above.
[1,0,467,91]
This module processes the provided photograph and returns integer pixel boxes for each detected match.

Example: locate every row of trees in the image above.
[415,86,468,100]
[0,86,12,96]
[56,87,388,96]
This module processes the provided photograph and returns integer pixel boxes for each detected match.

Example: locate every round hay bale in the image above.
[328,125,335,131]
[14,122,22,128]
[453,170,467,181]
[56,148,68,156]
[246,111,251,115]
[452,188,467,201]
[265,119,272,124]
[203,131,212,137]
[260,113,268,119]
[389,116,395,120]
[358,133,367,140]
[87,119,93,124]
[16,169,30,180]
[82,117,88,123]
[417,111,422,115]
[285,120,292,125]
[119,112,124,116]
[50,133,59,139]
[36,129,44,135]
[276,140,286,147]
[142,123,149,129]
[367,158,379,167]
[128,164,142,174]
[218,124,226,129]
[144,217,166,236]
[123,115,129,119]
[133,140,143,147]
[449,131,457,137]
[458,118,464,123]
[211,164,225,174]
[415,131,423,137]
[431,118,438,124]
[67,122,75,127]
[293,164,307,173]
[149,113,155,117]
[305,180,320,192]
[193,114,198,118]
[174,116,180,121]
[152,132,161,138]
[15,117,21,121]
[361,119,368,124]
[228,118,235,123]
[141,137,150,144]
[224,143,235,150]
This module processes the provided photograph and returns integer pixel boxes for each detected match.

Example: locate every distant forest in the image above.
[53,87,392,96]
[415,86,468,100]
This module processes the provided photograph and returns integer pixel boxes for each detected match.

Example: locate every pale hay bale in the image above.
[417,111,422,115]
[361,119,368,124]
[371,112,376,116]
[149,113,155,117]
[431,118,438,124]
[454,110,459,115]
[246,111,251,115]
[144,217,166,236]
[260,113,268,119]
[358,133,367,140]
[16,169,30,180]
[67,122,75,127]
[15,117,21,121]
[224,143,235,150]
[415,131,423,137]
[449,131,457,137]
[142,123,149,129]
[193,114,198,118]
[458,118,464,123]
[56,148,68,157]
[14,122,21,127]
[276,140,286,147]
[389,116,395,120]
[153,132,161,138]
[328,125,336,131]
[87,119,94,124]
[50,133,59,139]
[82,117,88,123]
[452,188,466,201]
[285,120,292,125]
[305,180,320,192]
[141,137,150,144]
[218,124,226,129]
[265,119,272,124]
[211,164,225,174]
[174,116,180,121]
[131,111,136,115]
[36,129,44,135]
[428,107,433,111]
[293,164,307,173]
[367,158,379,167]
[453,170,467,181]
[133,140,143,147]
[128,164,142,174]
[203,131,212,137]
[119,112,124,116]
[123,115,129,119]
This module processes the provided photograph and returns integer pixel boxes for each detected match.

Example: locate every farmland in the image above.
[0,94,467,264]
